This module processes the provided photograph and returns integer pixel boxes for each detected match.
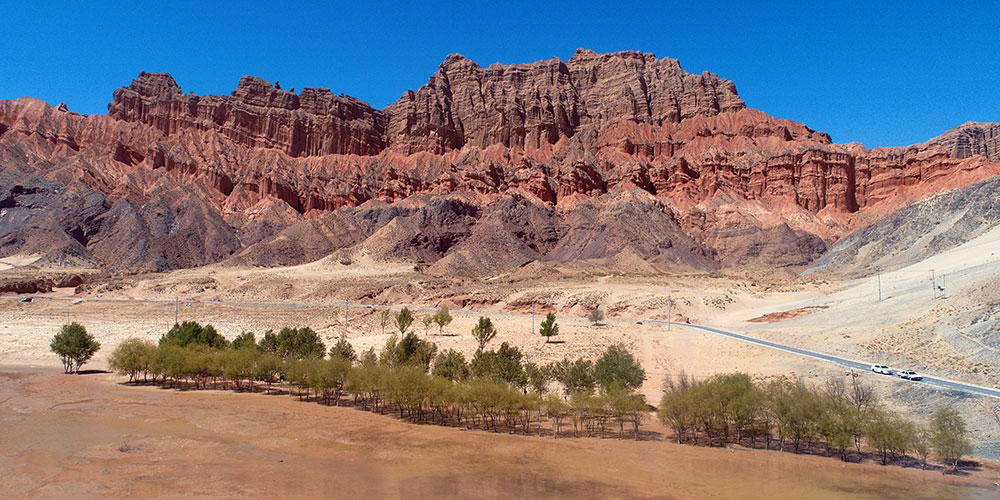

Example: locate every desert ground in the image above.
[2,228,1000,497]
[2,366,998,499]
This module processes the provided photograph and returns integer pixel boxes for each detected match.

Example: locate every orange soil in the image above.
[747,306,827,323]
[2,366,998,499]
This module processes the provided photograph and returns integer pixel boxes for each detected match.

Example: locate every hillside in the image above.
[807,175,1000,278]
[2,50,999,274]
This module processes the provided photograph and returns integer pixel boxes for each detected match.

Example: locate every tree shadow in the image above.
[633,429,664,441]
[75,369,111,375]
[543,340,566,345]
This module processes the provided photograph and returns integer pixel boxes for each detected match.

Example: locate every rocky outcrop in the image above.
[108,72,387,157]
[928,121,1000,161]
[2,50,999,274]
[385,49,745,154]
[107,50,746,158]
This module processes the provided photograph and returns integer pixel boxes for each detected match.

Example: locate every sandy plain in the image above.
[2,367,998,499]
[2,229,1000,497]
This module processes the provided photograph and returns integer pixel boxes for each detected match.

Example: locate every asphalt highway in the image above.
[646,320,1000,400]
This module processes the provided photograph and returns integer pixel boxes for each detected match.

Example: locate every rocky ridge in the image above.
[109,72,386,157]
[1,49,999,274]
[928,121,1000,161]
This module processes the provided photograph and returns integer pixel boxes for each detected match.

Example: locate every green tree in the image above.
[432,349,470,382]
[262,327,326,359]
[930,406,973,470]
[159,321,228,348]
[254,352,282,394]
[658,374,699,443]
[396,307,415,335]
[223,347,258,391]
[712,373,763,445]
[432,306,453,335]
[524,361,548,394]
[50,322,101,373]
[284,358,310,399]
[380,309,391,335]
[231,331,259,351]
[543,395,571,438]
[155,344,189,388]
[380,332,437,370]
[359,346,378,367]
[766,378,821,453]
[864,407,911,465]
[539,312,559,343]
[330,336,357,361]
[471,342,527,388]
[108,337,154,383]
[822,376,876,453]
[548,357,596,396]
[471,316,497,351]
[422,313,434,334]
[569,392,600,437]
[786,385,824,454]
[593,344,645,392]
[818,395,857,460]
[379,334,399,366]
[607,387,648,440]
[260,329,279,353]
[307,357,350,405]
[911,423,933,469]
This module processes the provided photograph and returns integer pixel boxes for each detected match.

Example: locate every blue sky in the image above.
[3,1,997,147]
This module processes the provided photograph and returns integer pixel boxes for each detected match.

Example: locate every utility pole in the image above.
[930,269,936,298]
[531,302,535,334]
[941,274,946,299]
[876,267,882,302]
[344,300,349,330]
[667,296,672,331]
[174,296,179,326]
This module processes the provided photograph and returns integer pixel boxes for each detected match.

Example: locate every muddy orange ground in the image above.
[1,366,997,499]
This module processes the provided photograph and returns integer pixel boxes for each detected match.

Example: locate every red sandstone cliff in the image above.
[1,50,998,273]
[108,72,386,157]
[385,49,745,154]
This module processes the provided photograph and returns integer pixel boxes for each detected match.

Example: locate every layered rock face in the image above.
[2,50,999,274]
[385,49,745,153]
[108,72,386,157]
[108,50,745,158]
[928,122,1000,161]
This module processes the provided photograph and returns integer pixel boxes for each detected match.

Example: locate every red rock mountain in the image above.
[1,49,998,273]
[927,122,1000,161]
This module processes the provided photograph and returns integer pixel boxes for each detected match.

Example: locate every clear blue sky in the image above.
[3,1,997,147]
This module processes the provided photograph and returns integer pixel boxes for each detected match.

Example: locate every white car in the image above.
[897,370,923,381]
[871,364,894,375]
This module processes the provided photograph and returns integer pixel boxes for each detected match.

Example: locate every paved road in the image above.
[641,319,1000,400]
[5,295,999,399]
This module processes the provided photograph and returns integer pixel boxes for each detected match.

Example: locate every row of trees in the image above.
[657,372,973,469]
[96,308,976,469]
[377,305,606,344]
[59,304,580,376]
[109,316,651,439]
[381,306,453,336]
